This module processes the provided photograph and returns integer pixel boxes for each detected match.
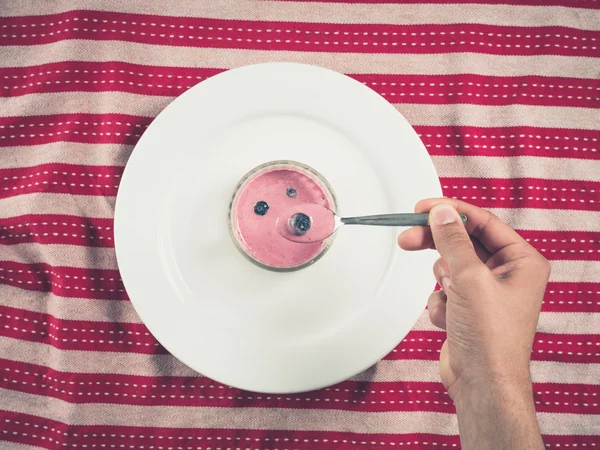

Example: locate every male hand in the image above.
[398,199,550,450]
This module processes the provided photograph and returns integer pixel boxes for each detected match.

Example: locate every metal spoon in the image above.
[276,203,467,244]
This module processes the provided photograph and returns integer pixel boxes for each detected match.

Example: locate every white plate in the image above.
[115,62,441,393]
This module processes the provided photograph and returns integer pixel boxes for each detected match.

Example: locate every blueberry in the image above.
[286,187,297,198]
[291,212,311,236]
[254,201,269,216]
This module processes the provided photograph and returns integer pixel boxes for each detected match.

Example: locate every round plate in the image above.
[115,62,441,393]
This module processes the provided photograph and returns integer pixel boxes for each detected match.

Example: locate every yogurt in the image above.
[230,162,336,270]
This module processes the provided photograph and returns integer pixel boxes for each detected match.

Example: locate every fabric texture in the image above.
[0,0,599,448]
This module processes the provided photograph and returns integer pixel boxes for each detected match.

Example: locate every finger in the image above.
[415,198,528,254]
[428,290,447,330]
[398,228,492,263]
[429,204,483,275]
[397,226,434,251]
[433,257,451,288]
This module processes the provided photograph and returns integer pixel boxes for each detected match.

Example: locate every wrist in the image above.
[452,375,543,450]
[449,365,533,407]
[453,376,534,412]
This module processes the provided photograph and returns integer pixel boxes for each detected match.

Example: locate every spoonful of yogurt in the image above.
[276,203,467,244]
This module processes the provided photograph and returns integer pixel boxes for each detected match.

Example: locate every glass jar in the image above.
[228,160,338,272]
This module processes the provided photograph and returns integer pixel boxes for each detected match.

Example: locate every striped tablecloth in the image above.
[1,1,599,449]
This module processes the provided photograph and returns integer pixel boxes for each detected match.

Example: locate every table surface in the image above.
[0,1,599,449]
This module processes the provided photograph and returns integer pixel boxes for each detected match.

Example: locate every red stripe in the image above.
[543,283,600,313]
[0,163,123,199]
[2,62,599,110]
[0,261,127,301]
[0,11,596,57]
[384,330,600,364]
[2,358,599,415]
[534,332,600,364]
[0,305,162,354]
[416,126,600,160]
[0,410,464,450]
[534,383,600,414]
[0,214,114,247]
[0,359,453,413]
[0,61,223,98]
[0,113,151,147]
[441,178,600,212]
[353,73,600,109]
[520,231,600,262]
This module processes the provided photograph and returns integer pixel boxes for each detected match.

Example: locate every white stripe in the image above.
[0,285,140,323]
[413,309,600,335]
[538,413,600,436]
[0,143,132,169]
[2,91,597,131]
[489,208,600,232]
[434,155,600,182]
[354,359,600,385]
[1,336,198,376]
[0,193,114,219]
[550,260,600,283]
[398,103,600,130]
[0,443,44,450]
[3,0,598,29]
[1,42,598,79]
[0,243,117,270]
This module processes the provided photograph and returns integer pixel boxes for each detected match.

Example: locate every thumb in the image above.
[429,204,482,274]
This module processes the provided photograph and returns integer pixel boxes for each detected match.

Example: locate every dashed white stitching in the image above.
[0,232,112,241]
[0,25,597,50]
[2,15,598,42]
[0,221,111,231]
[0,120,147,129]
[536,349,600,357]
[1,171,120,181]
[0,277,122,292]
[2,326,156,346]
[442,184,596,194]
[4,79,194,91]
[2,181,119,191]
[451,195,598,204]
[0,312,149,336]
[379,91,599,101]
[0,267,119,281]
[2,375,452,405]
[419,133,598,142]
[369,80,600,91]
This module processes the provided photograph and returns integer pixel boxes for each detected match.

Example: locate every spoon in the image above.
[276,203,467,244]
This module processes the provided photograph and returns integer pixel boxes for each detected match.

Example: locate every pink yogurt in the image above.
[231,163,335,270]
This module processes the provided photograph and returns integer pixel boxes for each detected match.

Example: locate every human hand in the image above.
[398,200,549,450]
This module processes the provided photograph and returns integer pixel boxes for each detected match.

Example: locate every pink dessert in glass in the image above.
[229,161,337,271]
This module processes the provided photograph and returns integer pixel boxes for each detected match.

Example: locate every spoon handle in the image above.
[341,213,467,227]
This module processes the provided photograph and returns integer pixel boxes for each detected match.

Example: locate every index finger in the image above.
[414,198,527,254]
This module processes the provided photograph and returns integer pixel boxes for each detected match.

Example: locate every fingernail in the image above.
[431,204,459,226]
[441,276,451,291]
